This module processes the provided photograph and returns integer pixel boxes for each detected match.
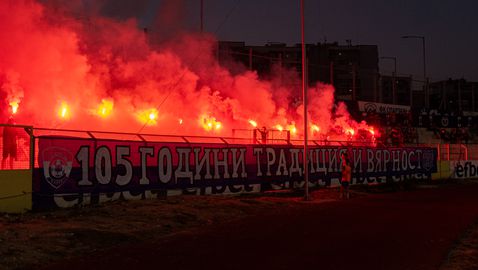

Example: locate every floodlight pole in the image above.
[300,0,310,200]
[200,0,204,32]
[380,56,397,104]
[402,35,427,108]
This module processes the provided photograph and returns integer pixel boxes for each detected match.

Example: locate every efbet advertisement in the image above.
[32,136,437,209]
[450,161,478,179]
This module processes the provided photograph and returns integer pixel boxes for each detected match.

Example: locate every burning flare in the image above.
[201,115,222,132]
[287,124,297,135]
[369,127,375,136]
[9,100,19,115]
[311,124,320,133]
[0,1,378,143]
[137,108,159,126]
[96,99,114,118]
[58,101,70,120]
[248,120,258,128]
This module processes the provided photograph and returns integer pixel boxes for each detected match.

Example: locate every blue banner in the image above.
[32,136,438,209]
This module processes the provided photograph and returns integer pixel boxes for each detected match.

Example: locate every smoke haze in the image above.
[0,0,373,142]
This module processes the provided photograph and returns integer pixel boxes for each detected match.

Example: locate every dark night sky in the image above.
[104,0,478,81]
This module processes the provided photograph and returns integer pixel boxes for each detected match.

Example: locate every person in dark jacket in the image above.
[2,118,17,169]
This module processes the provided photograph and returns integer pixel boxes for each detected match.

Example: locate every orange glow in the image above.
[201,115,222,131]
[311,124,320,132]
[346,128,355,136]
[137,108,159,125]
[96,99,114,118]
[0,2,380,141]
[58,101,70,120]
[369,127,375,136]
[287,124,297,134]
[9,101,19,114]
[248,119,258,128]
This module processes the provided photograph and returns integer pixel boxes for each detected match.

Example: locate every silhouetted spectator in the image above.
[340,152,351,200]
[259,126,268,144]
[391,127,401,146]
[2,118,17,169]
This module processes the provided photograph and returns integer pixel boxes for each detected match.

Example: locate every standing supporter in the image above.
[2,117,17,169]
[340,152,352,200]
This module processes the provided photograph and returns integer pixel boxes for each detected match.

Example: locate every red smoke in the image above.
[0,0,376,142]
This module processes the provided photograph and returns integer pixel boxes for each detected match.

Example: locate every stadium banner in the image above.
[32,136,438,209]
[415,114,476,128]
[450,161,478,179]
[358,101,411,114]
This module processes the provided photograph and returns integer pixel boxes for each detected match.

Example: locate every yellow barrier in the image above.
[0,170,32,213]
[432,161,451,181]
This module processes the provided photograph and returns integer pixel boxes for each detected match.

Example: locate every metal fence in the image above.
[416,143,476,161]
[0,125,477,172]
[0,124,33,170]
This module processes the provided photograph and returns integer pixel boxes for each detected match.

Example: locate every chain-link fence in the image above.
[1,126,477,171]
[0,124,32,170]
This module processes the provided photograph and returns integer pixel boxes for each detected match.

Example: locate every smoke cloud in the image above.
[0,0,374,142]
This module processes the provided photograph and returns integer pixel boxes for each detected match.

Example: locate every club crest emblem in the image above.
[364,103,377,113]
[441,116,449,127]
[422,150,435,172]
[42,147,73,189]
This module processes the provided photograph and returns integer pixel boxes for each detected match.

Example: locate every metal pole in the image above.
[410,75,413,107]
[394,58,397,76]
[249,48,253,70]
[422,37,426,83]
[380,56,397,104]
[374,73,378,102]
[392,73,396,104]
[329,61,334,85]
[444,81,448,111]
[458,79,462,113]
[279,53,283,84]
[472,83,476,112]
[402,35,427,107]
[300,0,310,200]
[422,37,428,109]
[392,59,396,104]
[352,64,356,101]
[200,0,204,33]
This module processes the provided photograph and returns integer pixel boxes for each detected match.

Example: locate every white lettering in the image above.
[254,148,264,176]
[139,147,154,184]
[175,148,193,183]
[266,148,276,176]
[194,148,212,180]
[231,148,247,178]
[95,146,112,184]
[289,149,302,176]
[116,146,133,186]
[276,149,289,176]
[158,147,172,183]
[213,149,230,179]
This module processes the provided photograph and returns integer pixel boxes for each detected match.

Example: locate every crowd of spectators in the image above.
[362,111,418,146]
[360,109,476,145]
[433,127,471,144]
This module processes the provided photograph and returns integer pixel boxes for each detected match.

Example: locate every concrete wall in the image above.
[0,170,32,213]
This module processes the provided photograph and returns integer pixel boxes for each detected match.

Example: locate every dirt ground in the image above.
[1,184,477,270]
[441,216,478,270]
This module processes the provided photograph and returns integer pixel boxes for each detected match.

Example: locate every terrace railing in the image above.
[0,125,477,171]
